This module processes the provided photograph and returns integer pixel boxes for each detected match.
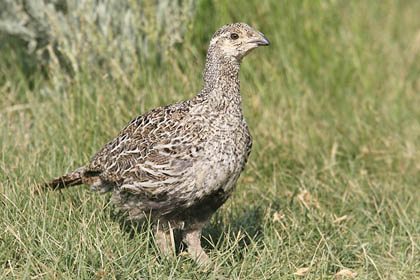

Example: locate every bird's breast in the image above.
[193,118,251,195]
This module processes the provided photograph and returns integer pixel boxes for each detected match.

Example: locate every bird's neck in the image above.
[197,48,242,114]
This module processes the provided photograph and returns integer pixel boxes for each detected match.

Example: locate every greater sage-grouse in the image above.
[45,23,270,265]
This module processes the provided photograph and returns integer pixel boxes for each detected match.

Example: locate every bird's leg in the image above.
[182,228,210,266]
[155,224,175,258]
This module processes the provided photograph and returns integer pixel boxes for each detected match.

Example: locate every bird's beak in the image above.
[248,32,270,46]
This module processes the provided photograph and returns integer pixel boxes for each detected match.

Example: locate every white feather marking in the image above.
[137,164,161,176]
[126,148,141,154]
[153,144,174,150]
[106,161,117,170]
[144,161,169,169]
[121,177,179,192]
[110,144,120,153]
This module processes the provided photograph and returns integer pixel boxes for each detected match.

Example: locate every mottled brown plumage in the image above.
[45,23,270,265]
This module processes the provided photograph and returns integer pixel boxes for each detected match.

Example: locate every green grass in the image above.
[1,0,420,278]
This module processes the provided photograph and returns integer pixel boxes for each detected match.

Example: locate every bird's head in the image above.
[209,23,270,61]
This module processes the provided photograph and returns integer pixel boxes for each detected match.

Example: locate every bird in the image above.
[44,22,270,265]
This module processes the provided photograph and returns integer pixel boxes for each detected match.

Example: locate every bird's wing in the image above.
[87,101,206,194]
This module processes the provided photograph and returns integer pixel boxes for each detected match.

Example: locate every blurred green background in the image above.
[1,0,419,278]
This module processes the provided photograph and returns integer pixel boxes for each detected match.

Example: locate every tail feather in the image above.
[44,167,85,189]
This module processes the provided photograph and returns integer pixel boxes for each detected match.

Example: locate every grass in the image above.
[1,0,420,278]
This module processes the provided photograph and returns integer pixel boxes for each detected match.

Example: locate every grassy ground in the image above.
[1,0,420,279]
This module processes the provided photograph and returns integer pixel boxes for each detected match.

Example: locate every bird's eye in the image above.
[230,33,239,40]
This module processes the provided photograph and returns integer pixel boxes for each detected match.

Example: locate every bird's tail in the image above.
[44,167,86,190]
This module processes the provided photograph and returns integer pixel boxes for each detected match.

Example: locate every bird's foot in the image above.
[182,229,211,267]
[155,226,175,259]
[192,249,211,267]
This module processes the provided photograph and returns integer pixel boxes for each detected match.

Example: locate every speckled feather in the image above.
[45,23,270,264]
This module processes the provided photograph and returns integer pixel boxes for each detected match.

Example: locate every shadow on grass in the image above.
[109,205,265,261]
[203,205,264,250]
